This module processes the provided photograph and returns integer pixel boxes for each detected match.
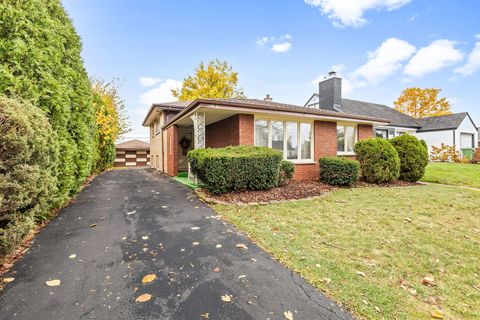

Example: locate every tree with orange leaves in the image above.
[394,88,452,118]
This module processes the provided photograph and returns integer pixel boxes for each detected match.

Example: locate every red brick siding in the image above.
[206,115,240,148]
[358,124,374,141]
[239,114,254,145]
[206,114,254,147]
[293,120,337,181]
[166,125,178,176]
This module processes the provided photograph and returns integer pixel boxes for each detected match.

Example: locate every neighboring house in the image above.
[115,139,150,167]
[305,73,479,156]
[142,97,389,180]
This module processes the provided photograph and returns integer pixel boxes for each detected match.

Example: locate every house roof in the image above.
[115,139,150,151]
[415,112,471,132]
[307,93,476,132]
[161,98,391,129]
[142,101,191,126]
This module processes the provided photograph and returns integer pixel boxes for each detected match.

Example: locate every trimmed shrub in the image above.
[278,161,295,186]
[420,139,428,152]
[320,157,360,186]
[390,134,429,182]
[354,138,400,184]
[0,96,59,254]
[0,0,97,200]
[188,146,282,194]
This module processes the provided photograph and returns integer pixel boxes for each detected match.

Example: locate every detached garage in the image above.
[115,140,150,167]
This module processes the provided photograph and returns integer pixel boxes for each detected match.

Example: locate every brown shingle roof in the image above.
[115,139,150,151]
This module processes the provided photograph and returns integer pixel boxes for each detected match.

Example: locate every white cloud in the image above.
[404,39,464,77]
[304,0,411,28]
[311,38,415,96]
[139,79,182,106]
[351,38,416,84]
[256,34,293,53]
[139,77,162,87]
[272,42,292,53]
[454,35,480,76]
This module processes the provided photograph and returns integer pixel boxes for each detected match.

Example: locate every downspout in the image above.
[161,112,166,173]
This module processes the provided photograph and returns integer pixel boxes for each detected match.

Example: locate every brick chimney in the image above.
[318,71,341,111]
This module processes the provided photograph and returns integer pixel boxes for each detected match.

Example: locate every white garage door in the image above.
[460,133,474,148]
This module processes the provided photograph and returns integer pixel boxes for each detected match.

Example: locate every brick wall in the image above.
[358,124,374,141]
[206,114,254,147]
[165,125,178,176]
[293,120,337,180]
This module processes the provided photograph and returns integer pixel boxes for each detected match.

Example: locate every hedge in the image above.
[390,134,429,182]
[188,146,282,194]
[355,138,400,184]
[278,161,295,186]
[0,96,59,255]
[319,157,360,186]
[0,0,98,200]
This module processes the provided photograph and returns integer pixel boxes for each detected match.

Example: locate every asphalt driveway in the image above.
[0,168,354,320]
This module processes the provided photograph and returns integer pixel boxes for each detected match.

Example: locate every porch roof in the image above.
[142,101,191,126]
[161,98,390,129]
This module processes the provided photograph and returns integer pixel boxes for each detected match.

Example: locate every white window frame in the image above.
[254,117,314,164]
[337,123,357,156]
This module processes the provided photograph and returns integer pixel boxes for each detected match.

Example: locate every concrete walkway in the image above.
[0,169,354,320]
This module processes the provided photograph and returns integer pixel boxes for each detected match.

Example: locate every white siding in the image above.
[455,116,478,150]
[416,130,454,152]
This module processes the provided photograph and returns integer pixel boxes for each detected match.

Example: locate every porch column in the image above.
[191,112,206,149]
[189,112,205,183]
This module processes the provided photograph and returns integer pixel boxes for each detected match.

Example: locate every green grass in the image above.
[173,172,199,189]
[421,162,480,188]
[214,185,480,319]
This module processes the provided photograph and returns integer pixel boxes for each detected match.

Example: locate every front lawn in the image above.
[421,162,480,188]
[214,185,480,319]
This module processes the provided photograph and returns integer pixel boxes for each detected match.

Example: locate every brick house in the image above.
[142,78,389,181]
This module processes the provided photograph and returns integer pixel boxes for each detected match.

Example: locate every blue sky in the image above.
[62,0,480,138]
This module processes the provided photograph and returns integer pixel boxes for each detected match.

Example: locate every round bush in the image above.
[320,157,360,186]
[0,96,59,255]
[390,135,429,182]
[354,138,400,184]
[278,161,295,186]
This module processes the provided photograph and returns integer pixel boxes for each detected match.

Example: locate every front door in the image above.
[177,128,194,172]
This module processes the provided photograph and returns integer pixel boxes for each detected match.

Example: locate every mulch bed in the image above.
[202,180,333,204]
[200,179,422,204]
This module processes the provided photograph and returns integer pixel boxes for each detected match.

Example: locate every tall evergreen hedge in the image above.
[0,0,97,201]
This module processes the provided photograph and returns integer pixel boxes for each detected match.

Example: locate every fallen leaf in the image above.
[215,244,222,249]
[404,217,412,222]
[213,267,220,272]
[161,205,168,209]
[2,278,15,283]
[422,275,435,286]
[135,293,152,302]
[192,242,199,246]
[142,236,149,240]
[45,279,61,287]
[200,313,209,319]
[90,224,97,228]
[236,243,248,250]
[238,275,246,279]
[142,274,157,284]
[191,227,200,230]
[320,277,332,284]
[194,206,200,209]
[221,295,231,302]
[431,310,444,319]
[69,254,76,259]
[356,271,366,277]
[374,306,381,312]
[284,311,294,320]
[127,210,136,215]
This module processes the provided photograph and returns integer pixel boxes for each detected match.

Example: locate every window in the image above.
[254,120,268,147]
[254,119,312,161]
[271,121,284,152]
[375,128,395,139]
[337,125,356,154]
[460,133,474,148]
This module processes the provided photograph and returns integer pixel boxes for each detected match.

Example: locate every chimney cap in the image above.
[328,71,337,77]
[264,94,272,101]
